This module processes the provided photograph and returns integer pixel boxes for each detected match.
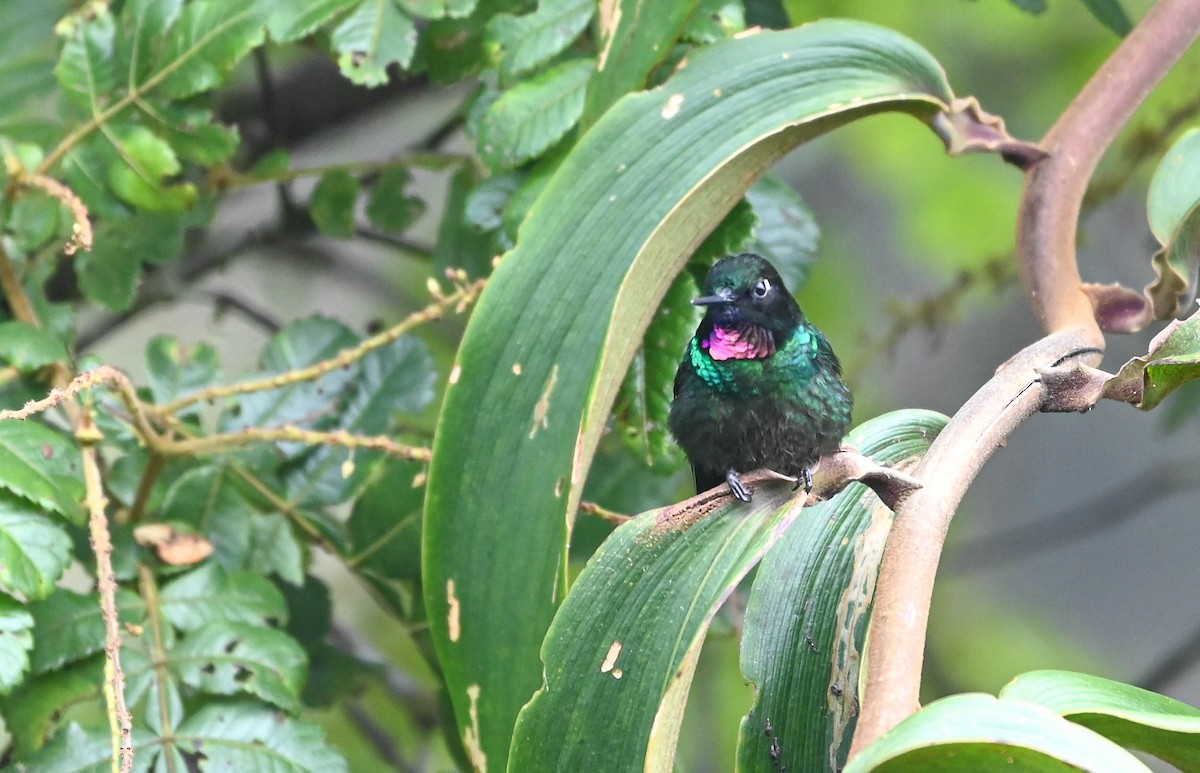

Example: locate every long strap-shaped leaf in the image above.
[737,409,947,772]
[425,20,971,770]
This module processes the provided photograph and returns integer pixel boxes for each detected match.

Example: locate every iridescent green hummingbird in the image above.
[669,253,852,502]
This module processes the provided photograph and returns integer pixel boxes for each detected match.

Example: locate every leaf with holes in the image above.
[310,169,360,237]
[478,57,594,170]
[0,655,102,755]
[736,410,946,773]
[168,702,348,771]
[331,0,418,87]
[0,421,83,521]
[366,166,426,233]
[1001,670,1200,770]
[485,0,594,83]
[173,621,307,712]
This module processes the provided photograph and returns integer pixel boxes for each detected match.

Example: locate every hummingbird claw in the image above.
[726,469,752,502]
[793,468,813,494]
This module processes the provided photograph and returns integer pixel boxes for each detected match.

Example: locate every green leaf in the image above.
[331,0,418,88]
[478,57,594,171]
[284,335,435,506]
[268,0,360,42]
[1103,309,1200,409]
[227,316,359,434]
[366,166,425,233]
[166,702,348,771]
[0,496,72,600]
[106,124,198,211]
[77,211,188,310]
[119,0,184,87]
[153,0,267,100]
[613,270,698,471]
[0,592,34,695]
[0,655,102,755]
[9,190,66,252]
[582,0,697,128]
[1001,670,1200,770]
[173,621,307,712]
[745,174,818,292]
[53,7,119,111]
[138,101,240,166]
[1008,0,1048,12]
[158,563,289,631]
[16,722,155,773]
[843,693,1150,772]
[485,0,595,82]
[0,421,83,519]
[248,513,306,586]
[1079,0,1132,36]
[347,458,426,582]
[433,164,495,277]
[29,589,144,674]
[736,409,946,772]
[0,3,62,136]
[145,335,220,410]
[0,321,68,371]
[400,0,478,19]
[425,19,964,769]
[310,169,360,237]
[509,478,807,771]
[1144,127,1200,320]
[682,0,746,44]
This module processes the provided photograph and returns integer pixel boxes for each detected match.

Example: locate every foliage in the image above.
[0,0,1198,772]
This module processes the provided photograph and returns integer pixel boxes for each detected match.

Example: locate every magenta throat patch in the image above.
[702,324,776,360]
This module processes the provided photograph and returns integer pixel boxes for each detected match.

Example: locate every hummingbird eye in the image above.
[753,278,770,298]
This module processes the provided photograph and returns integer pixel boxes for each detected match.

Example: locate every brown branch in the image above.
[1016,0,1200,340]
[160,425,432,461]
[81,419,133,772]
[849,330,1100,757]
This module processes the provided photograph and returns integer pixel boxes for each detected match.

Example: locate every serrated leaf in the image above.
[161,466,253,573]
[366,166,425,233]
[485,0,594,82]
[119,0,184,88]
[0,321,68,371]
[1144,127,1200,320]
[736,410,946,772]
[138,101,240,166]
[310,169,360,237]
[268,0,360,42]
[54,6,118,111]
[60,140,129,222]
[226,316,359,437]
[145,336,220,409]
[173,621,307,712]
[0,496,72,599]
[0,655,102,755]
[284,335,435,506]
[77,211,187,310]
[1001,670,1200,770]
[425,19,972,768]
[15,722,156,773]
[1079,0,1132,36]
[614,270,698,471]
[0,592,34,695]
[332,0,418,88]
[478,57,594,170]
[248,512,305,585]
[167,702,348,771]
[158,563,289,631]
[582,0,697,128]
[29,589,145,674]
[745,174,818,292]
[1103,309,1200,409]
[509,478,805,771]
[153,0,267,100]
[843,693,1150,772]
[0,421,83,519]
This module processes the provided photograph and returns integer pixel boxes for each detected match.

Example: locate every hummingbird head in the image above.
[693,253,803,336]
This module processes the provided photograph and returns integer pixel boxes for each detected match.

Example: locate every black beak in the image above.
[692,289,734,306]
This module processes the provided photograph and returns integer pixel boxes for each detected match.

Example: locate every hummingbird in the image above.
[669,253,852,502]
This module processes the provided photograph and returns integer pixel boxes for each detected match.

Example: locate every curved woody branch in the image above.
[850,0,1200,758]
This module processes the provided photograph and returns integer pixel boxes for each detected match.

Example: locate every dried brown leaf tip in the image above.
[933,97,1046,170]
[134,523,214,565]
[1082,282,1153,333]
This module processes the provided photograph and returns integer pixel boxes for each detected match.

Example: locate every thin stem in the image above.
[82,419,134,773]
[160,425,432,461]
[138,566,178,773]
[1016,0,1200,339]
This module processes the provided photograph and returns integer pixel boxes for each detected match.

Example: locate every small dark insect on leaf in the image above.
[764,718,773,735]
[830,683,842,697]
[769,736,782,761]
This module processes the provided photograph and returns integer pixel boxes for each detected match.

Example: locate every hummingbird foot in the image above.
[792,468,813,494]
[726,469,752,502]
